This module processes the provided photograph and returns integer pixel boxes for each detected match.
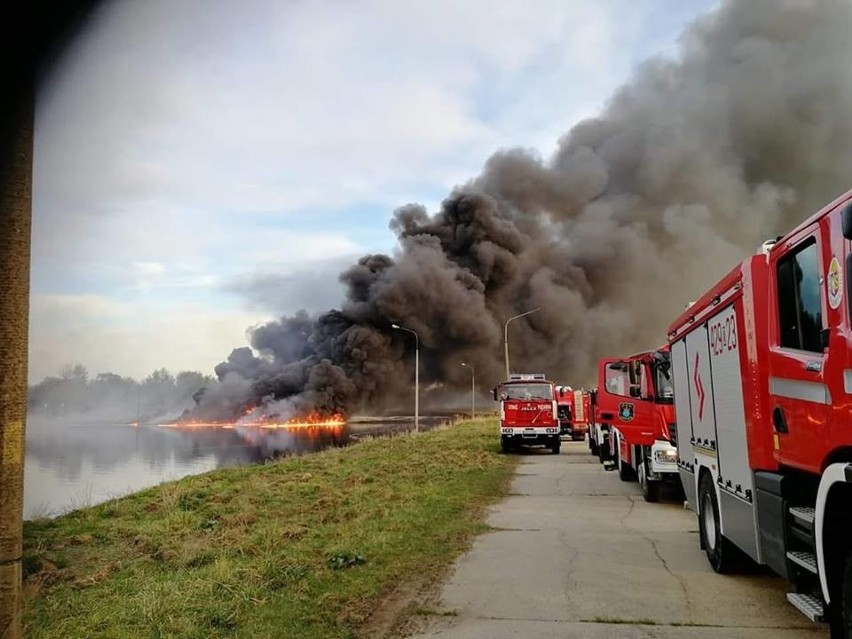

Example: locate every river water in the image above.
[22,415,445,520]
[22,417,355,520]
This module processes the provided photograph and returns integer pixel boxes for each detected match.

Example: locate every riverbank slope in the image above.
[22,418,514,639]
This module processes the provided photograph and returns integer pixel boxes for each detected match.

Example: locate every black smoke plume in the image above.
[195,0,852,419]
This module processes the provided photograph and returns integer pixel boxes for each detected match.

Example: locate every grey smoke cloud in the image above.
[222,256,354,315]
[194,0,852,418]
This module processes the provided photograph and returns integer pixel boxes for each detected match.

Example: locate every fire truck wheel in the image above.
[698,471,737,574]
[642,477,660,503]
[589,439,599,456]
[830,549,852,639]
[644,481,661,503]
[501,438,513,454]
[618,457,635,482]
[638,462,659,502]
[551,440,561,454]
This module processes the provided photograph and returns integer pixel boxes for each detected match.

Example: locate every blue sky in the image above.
[30,0,719,383]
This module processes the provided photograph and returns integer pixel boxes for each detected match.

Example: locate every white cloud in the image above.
[31,294,130,323]
[32,200,364,298]
[30,0,717,380]
[28,294,269,383]
[35,0,638,222]
[133,262,166,276]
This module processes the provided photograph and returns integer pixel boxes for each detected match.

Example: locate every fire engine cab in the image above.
[493,374,560,454]
[595,347,679,502]
[668,189,852,635]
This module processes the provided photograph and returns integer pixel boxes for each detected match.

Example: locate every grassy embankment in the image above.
[23,418,515,639]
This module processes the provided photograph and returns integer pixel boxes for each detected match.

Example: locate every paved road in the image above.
[410,441,827,638]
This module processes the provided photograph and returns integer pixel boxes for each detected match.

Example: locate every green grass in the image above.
[22,419,515,639]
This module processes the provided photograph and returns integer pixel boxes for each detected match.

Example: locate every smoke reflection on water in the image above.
[22,417,351,519]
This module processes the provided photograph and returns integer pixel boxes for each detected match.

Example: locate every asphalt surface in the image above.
[409,440,828,638]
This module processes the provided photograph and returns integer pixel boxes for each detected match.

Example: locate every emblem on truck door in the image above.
[618,402,635,421]
[828,256,843,310]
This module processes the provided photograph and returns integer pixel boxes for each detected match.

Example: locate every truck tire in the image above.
[598,436,608,464]
[589,438,599,456]
[642,476,660,503]
[501,437,513,454]
[644,481,661,503]
[698,471,738,574]
[829,549,852,639]
[551,440,561,455]
[671,481,686,503]
[618,457,635,482]
[638,462,659,502]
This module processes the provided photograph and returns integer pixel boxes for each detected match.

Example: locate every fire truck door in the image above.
[671,337,698,509]
[768,233,829,471]
[601,361,655,458]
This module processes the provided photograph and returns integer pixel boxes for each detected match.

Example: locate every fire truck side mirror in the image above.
[491,387,497,401]
[842,202,852,240]
[629,386,641,399]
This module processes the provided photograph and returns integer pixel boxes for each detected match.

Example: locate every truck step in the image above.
[786,593,824,622]
[787,551,818,574]
[789,506,815,525]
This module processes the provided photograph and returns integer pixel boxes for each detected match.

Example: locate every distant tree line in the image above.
[27,364,215,421]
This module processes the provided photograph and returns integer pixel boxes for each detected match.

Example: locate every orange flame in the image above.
[159,411,346,431]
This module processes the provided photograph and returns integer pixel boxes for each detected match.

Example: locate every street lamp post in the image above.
[391,323,419,433]
[461,362,475,420]
[504,308,541,378]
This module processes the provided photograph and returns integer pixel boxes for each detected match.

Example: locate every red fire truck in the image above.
[494,374,561,454]
[587,388,606,457]
[555,386,588,441]
[555,385,574,439]
[667,189,852,634]
[595,347,679,502]
[568,390,591,442]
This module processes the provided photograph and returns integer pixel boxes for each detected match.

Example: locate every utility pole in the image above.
[0,96,33,639]
[391,324,420,433]
[0,5,102,636]
[461,362,475,420]
[504,308,541,378]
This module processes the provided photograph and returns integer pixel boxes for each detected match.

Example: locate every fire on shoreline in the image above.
[158,411,346,430]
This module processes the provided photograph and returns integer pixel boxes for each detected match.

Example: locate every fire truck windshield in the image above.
[502,383,552,400]
[653,354,673,404]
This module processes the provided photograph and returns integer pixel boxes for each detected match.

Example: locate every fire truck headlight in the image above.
[654,449,678,464]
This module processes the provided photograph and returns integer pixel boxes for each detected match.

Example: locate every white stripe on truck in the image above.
[768,377,831,405]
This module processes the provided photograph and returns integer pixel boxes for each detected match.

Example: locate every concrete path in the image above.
[410,441,827,638]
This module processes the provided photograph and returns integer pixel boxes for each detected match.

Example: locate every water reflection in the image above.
[23,417,350,519]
